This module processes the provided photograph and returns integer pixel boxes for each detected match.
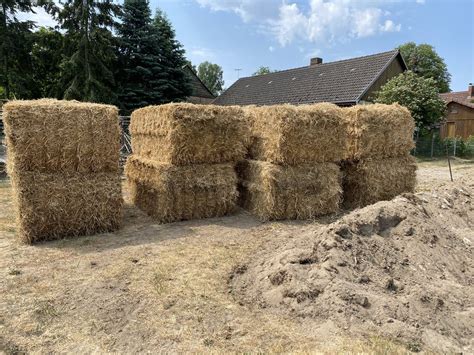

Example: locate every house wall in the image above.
[360,57,405,102]
[439,102,474,139]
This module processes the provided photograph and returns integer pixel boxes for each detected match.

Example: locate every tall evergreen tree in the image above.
[117,2,191,113]
[117,0,162,113]
[30,27,64,98]
[57,0,120,103]
[152,9,192,102]
[0,0,35,99]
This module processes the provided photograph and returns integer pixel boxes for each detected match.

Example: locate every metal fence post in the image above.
[430,132,435,158]
[453,138,457,157]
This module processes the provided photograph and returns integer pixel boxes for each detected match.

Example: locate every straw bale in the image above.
[346,103,415,160]
[130,103,249,164]
[247,103,349,165]
[3,99,120,173]
[10,172,122,244]
[237,160,342,221]
[342,155,417,209]
[125,156,238,223]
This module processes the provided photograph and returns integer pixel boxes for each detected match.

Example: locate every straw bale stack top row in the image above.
[3,99,120,174]
[130,103,250,165]
[246,102,414,164]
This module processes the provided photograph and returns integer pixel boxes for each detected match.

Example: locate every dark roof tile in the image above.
[213,50,403,106]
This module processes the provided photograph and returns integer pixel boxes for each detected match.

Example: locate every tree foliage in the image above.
[153,10,192,100]
[398,42,451,93]
[117,2,191,113]
[197,61,224,96]
[30,27,64,98]
[375,71,446,128]
[0,1,207,109]
[252,66,275,76]
[0,0,36,98]
[117,0,162,112]
[57,0,120,104]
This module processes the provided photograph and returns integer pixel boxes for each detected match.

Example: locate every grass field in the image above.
[0,158,472,353]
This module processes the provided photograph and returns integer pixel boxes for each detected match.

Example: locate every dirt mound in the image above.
[230,180,474,353]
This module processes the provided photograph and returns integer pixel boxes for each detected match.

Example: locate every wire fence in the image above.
[413,132,474,159]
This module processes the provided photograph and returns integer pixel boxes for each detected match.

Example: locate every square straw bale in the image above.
[3,99,120,173]
[237,160,342,221]
[130,103,249,165]
[247,103,349,165]
[342,155,417,209]
[345,103,415,160]
[10,172,123,244]
[125,155,238,223]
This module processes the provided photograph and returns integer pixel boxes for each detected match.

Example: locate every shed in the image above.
[439,84,474,139]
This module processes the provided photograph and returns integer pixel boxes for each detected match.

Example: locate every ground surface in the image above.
[0,159,473,353]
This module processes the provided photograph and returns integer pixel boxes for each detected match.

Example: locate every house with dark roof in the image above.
[439,84,474,139]
[213,49,407,106]
[183,64,216,104]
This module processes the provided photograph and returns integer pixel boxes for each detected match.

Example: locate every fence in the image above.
[413,132,474,159]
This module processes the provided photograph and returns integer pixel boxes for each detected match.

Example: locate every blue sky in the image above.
[27,0,473,92]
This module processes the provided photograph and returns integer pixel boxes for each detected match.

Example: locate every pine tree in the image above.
[117,0,163,113]
[0,0,35,99]
[152,9,192,103]
[57,0,120,103]
[30,27,64,98]
[117,2,191,113]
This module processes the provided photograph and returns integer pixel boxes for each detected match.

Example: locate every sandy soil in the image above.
[0,159,473,353]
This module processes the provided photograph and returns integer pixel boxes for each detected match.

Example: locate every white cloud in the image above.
[416,0,426,4]
[18,7,57,28]
[380,19,401,32]
[196,0,278,22]
[196,0,406,46]
[268,46,275,52]
[270,0,403,46]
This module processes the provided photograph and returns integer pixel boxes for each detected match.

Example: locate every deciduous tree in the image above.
[197,61,224,96]
[252,66,275,76]
[398,42,451,93]
[375,71,446,128]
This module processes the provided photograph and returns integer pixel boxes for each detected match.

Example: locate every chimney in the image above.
[468,83,474,98]
[310,57,323,66]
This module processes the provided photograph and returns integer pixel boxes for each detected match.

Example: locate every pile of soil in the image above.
[230,180,473,353]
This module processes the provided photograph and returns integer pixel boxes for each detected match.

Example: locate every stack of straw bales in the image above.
[343,103,417,208]
[239,103,347,220]
[3,99,122,244]
[125,103,248,223]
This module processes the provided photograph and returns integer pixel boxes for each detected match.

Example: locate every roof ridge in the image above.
[242,49,399,80]
[440,91,468,95]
